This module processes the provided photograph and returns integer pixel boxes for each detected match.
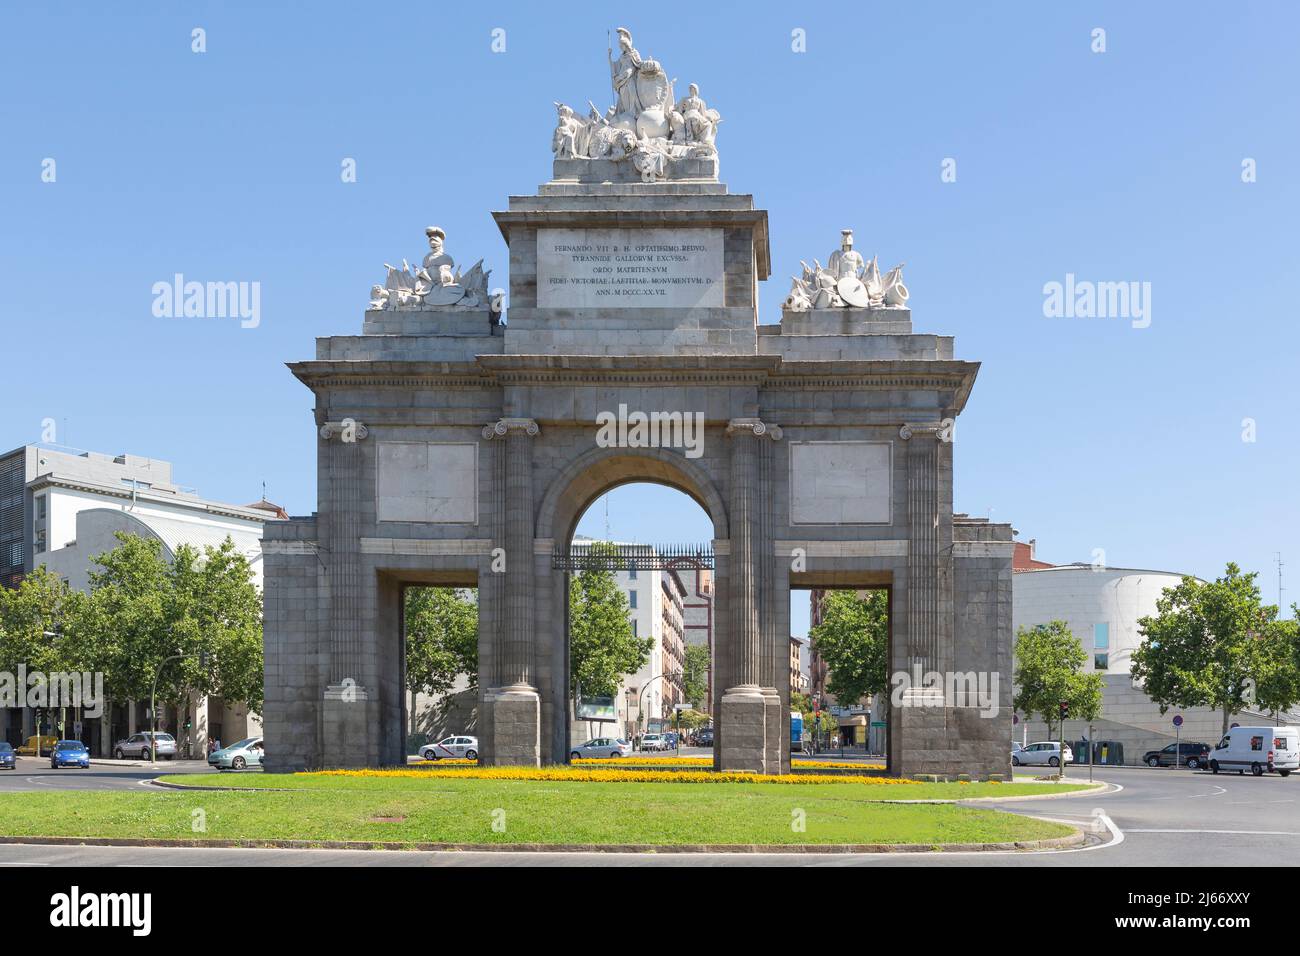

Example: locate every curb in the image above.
[0,828,1086,855]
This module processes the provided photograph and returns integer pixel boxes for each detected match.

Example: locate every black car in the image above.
[696,728,714,747]
[1143,742,1210,769]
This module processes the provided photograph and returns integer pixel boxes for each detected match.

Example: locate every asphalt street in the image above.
[0,762,1294,866]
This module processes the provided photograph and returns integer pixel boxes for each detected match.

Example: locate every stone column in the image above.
[895,421,957,776]
[318,419,380,768]
[480,418,542,766]
[720,418,782,773]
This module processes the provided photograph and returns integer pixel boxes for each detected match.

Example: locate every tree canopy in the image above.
[404,586,478,698]
[1013,620,1103,737]
[808,589,889,708]
[568,541,653,697]
[1132,563,1300,734]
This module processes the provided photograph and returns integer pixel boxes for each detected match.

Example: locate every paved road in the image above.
[0,756,229,791]
[0,763,1293,866]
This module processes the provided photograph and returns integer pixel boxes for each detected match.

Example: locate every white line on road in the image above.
[1127,828,1300,836]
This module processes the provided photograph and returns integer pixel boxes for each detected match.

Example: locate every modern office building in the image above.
[1012,541,1300,762]
[0,444,279,755]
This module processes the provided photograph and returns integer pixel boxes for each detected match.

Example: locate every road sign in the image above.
[870,721,885,728]
[1173,715,1184,727]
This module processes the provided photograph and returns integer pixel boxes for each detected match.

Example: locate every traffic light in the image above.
[1059,701,1069,720]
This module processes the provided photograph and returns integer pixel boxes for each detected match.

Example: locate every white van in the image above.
[1207,726,1300,777]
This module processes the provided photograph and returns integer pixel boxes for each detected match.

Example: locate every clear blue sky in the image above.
[4,2,1297,628]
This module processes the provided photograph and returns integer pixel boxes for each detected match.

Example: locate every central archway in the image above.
[533,446,730,765]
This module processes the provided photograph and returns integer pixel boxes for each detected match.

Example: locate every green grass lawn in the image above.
[0,776,1084,847]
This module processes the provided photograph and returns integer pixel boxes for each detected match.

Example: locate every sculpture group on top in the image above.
[783,230,910,312]
[551,28,722,182]
[369,226,496,313]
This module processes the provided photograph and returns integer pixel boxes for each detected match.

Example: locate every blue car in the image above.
[0,742,14,769]
[50,740,90,769]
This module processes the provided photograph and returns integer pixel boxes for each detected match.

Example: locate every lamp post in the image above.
[638,674,665,744]
[149,654,184,766]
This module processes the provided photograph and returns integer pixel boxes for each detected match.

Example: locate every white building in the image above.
[1012,559,1298,763]
[0,444,280,756]
[569,538,688,744]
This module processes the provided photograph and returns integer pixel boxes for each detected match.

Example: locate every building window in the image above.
[1094,622,1109,650]
[627,562,637,579]
[1094,652,1109,670]
[628,590,637,609]
[34,530,46,555]
[35,495,46,520]
[631,620,637,637]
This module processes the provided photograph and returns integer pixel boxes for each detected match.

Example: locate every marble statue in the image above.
[547,28,722,182]
[372,226,495,312]
[783,230,909,311]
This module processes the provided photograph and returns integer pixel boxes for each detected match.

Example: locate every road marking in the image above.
[1127,828,1300,836]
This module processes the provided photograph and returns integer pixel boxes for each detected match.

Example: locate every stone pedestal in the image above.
[321,683,380,768]
[892,688,1010,780]
[481,684,540,766]
[719,684,768,772]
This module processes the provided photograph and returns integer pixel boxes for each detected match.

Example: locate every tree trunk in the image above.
[1222,707,1231,737]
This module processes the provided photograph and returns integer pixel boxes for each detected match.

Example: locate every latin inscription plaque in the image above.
[537,227,725,309]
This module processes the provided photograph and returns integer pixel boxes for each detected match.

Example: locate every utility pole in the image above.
[1276,552,1285,611]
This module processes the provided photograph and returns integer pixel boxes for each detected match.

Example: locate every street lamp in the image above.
[638,674,665,746]
[149,649,209,765]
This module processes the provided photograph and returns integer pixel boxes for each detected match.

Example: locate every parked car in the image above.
[1208,726,1300,777]
[570,738,631,760]
[15,735,57,757]
[419,735,479,761]
[1011,741,1073,767]
[112,732,177,760]
[208,737,264,770]
[1142,742,1210,769]
[0,742,14,769]
[696,728,714,747]
[50,740,90,769]
[640,733,669,752]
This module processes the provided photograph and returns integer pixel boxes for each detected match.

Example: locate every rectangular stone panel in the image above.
[376,441,477,524]
[537,227,724,309]
[789,441,892,525]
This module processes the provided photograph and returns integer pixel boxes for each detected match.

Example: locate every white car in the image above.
[640,733,670,752]
[1011,741,1073,767]
[419,735,478,761]
[570,738,631,760]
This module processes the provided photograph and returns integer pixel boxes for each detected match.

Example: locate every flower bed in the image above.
[307,765,923,786]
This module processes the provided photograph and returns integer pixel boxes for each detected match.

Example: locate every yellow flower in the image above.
[301,766,921,786]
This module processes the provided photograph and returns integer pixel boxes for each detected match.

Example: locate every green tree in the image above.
[0,567,89,734]
[404,586,478,732]
[568,541,653,697]
[1013,621,1103,740]
[1132,564,1296,735]
[808,590,889,708]
[682,643,710,708]
[81,533,264,728]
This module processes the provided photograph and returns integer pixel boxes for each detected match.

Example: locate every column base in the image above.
[481,684,541,766]
[719,684,769,773]
[321,683,380,769]
[892,689,1011,780]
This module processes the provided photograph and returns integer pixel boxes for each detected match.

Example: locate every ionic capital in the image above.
[319,420,369,441]
[899,419,954,442]
[482,417,540,440]
[725,418,783,440]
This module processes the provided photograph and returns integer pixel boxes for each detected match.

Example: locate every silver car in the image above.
[1011,741,1073,767]
[570,738,631,760]
[113,732,177,760]
[419,735,479,761]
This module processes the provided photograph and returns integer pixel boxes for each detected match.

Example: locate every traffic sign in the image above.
[1172,715,1184,727]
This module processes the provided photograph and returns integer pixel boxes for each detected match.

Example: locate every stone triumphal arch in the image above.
[262,29,1014,778]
